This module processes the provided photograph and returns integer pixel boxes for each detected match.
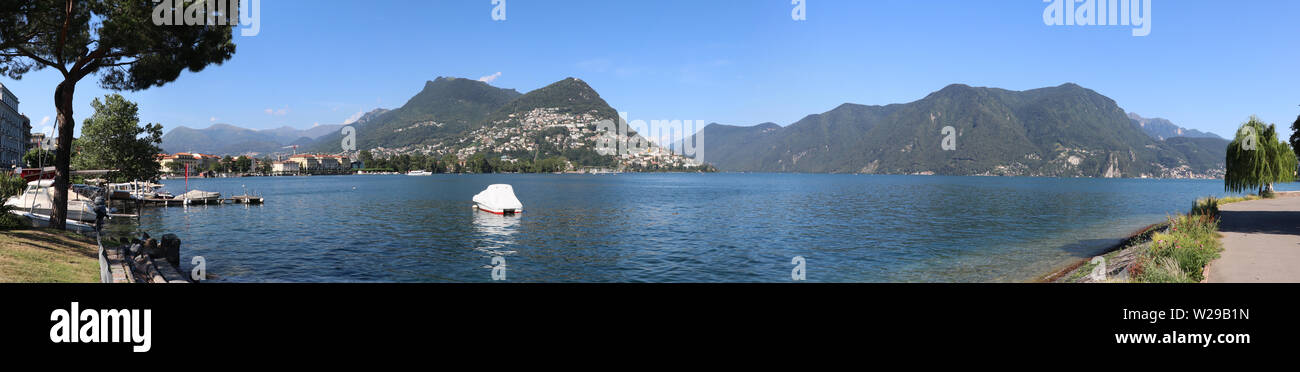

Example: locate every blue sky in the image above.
[4,0,1298,140]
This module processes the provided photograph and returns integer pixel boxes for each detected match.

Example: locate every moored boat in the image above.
[472,184,522,215]
[14,211,97,232]
[180,190,221,204]
[406,170,433,176]
[4,180,100,222]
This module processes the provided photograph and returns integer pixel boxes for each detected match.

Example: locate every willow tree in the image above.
[0,0,236,229]
[1225,116,1298,195]
[1290,112,1300,161]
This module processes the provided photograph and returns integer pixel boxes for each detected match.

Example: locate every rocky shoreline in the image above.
[1039,222,1168,283]
[1043,191,1300,283]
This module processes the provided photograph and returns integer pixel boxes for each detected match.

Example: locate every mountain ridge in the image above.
[685,83,1227,178]
[294,76,697,170]
[168,78,1225,178]
[1128,112,1222,140]
[162,123,325,155]
[304,77,523,154]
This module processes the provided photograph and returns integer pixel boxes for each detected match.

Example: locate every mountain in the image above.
[344,108,390,127]
[160,119,382,155]
[482,77,618,125]
[162,124,287,155]
[306,77,522,153]
[471,77,623,166]
[260,124,348,144]
[686,83,1226,178]
[673,122,781,170]
[1128,112,1222,140]
[1157,136,1229,173]
[307,76,697,170]
[161,108,396,156]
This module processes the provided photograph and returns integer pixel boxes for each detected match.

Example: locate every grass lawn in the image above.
[0,228,101,283]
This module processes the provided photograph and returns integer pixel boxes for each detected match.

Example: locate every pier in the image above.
[124,195,264,207]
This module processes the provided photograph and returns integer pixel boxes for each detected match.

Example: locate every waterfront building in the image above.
[156,152,221,172]
[288,154,352,171]
[271,160,300,175]
[289,154,320,170]
[0,83,31,168]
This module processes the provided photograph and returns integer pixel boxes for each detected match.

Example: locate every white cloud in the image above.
[478,72,502,83]
[342,109,365,125]
[264,106,289,116]
[210,116,218,122]
[36,116,53,135]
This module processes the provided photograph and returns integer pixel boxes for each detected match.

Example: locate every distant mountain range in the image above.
[1128,112,1222,140]
[682,83,1227,178]
[160,109,393,155]
[167,78,1226,178]
[161,124,306,155]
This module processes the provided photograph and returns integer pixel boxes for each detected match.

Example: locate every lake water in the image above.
[107,174,1273,282]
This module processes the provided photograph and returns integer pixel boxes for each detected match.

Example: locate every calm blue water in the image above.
[106,174,1275,282]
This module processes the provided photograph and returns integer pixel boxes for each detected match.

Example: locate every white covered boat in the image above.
[472,184,522,215]
[180,190,221,204]
[4,180,99,222]
[406,170,433,176]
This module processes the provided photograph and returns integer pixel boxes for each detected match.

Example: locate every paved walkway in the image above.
[1206,195,1300,283]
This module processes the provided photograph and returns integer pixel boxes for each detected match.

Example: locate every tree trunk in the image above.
[50,80,76,230]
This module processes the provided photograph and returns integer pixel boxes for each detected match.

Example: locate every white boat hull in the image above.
[10,211,97,232]
[179,190,221,201]
[472,184,523,215]
[474,204,521,215]
[5,183,100,222]
[11,205,99,222]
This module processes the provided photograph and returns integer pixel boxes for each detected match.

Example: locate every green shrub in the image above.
[1137,214,1221,282]
[0,204,26,230]
[1138,257,1194,283]
[0,173,30,230]
[1191,197,1220,218]
[0,172,25,199]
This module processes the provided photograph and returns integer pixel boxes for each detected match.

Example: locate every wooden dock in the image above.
[228,195,264,204]
[135,196,263,207]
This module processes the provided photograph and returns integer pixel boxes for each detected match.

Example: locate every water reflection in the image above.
[472,210,520,256]
[117,174,1265,282]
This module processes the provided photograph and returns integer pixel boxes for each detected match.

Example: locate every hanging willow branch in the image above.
[1225,116,1298,194]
